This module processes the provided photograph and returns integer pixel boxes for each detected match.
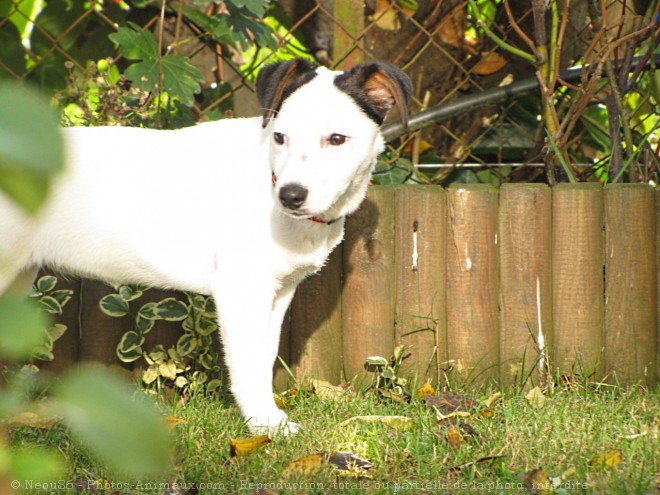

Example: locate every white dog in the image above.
[0,58,411,434]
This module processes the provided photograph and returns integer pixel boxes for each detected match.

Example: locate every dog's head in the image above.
[256,58,412,224]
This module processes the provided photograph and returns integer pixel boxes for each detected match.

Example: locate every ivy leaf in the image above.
[36,275,58,293]
[154,298,189,321]
[99,293,130,317]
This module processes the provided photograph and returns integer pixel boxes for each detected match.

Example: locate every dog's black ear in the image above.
[256,58,319,127]
[334,63,412,128]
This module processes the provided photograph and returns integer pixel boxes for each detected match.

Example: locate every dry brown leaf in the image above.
[282,453,326,478]
[525,386,546,409]
[522,467,553,494]
[329,451,374,473]
[373,0,401,30]
[8,411,59,429]
[473,52,508,75]
[423,392,480,414]
[229,435,270,457]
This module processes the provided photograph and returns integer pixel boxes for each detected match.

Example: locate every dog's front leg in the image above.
[212,277,297,435]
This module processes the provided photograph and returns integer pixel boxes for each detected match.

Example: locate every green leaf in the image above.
[154,298,189,321]
[54,365,170,478]
[48,323,68,342]
[0,85,64,213]
[99,293,130,317]
[117,331,144,353]
[138,301,158,320]
[135,314,155,334]
[195,313,218,336]
[51,289,73,308]
[9,447,66,486]
[0,295,49,360]
[109,23,202,106]
[176,333,198,357]
[118,285,145,302]
[108,22,158,60]
[36,275,58,293]
[39,295,63,315]
[228,0,270,17]
[198,351,217,370]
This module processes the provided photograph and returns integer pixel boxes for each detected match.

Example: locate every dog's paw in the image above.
[247,409,300,437]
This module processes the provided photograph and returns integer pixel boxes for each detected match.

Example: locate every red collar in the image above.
[271,172,335,225]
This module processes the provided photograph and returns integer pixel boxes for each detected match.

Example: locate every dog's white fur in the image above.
[0,61,410,434]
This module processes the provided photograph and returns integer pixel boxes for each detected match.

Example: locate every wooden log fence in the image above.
[43,184,658,387]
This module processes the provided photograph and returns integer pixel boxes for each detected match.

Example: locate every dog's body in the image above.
[0,59,411,434]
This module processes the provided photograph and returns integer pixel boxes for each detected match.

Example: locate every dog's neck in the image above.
[271,172,338,225]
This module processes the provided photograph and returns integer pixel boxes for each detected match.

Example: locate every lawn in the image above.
[8,377,659,494]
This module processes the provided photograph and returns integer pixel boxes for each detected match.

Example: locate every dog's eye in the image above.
[273,132,286,145]
[328,134,348,146]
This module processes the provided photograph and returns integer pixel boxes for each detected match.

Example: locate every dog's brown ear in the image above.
[256,59,319,127]
[334,63,412,128]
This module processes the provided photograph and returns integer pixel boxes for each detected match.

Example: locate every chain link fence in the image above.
[1,0,658,182]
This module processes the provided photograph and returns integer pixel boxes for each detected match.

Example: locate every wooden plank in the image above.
[552,183,604,379]
[333,0,364,68]
[342,186,396,384]
[394,185,446,383]
[604,184,656,385]
[446,184,499,385]
[288,247,343,384]
[498,184,552,387]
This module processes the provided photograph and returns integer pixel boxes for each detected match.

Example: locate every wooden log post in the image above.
[552,184,604,379]
[79,280,132,368]
[40,269,81,374]
[394,185,446,383]
[342,186,396,384]
[498,184,552,387]
[287,247,344,384]
[604,184,656,385]
[446,184,499,385]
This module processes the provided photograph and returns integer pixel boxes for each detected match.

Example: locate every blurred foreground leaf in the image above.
[0,295,49,360]
[53,365,171,478]
[0,84,63,213]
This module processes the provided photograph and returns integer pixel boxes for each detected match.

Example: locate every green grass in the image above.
[8,382,660,494]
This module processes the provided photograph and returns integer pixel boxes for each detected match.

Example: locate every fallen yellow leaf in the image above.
[482,391,501,408]
[525,386,546,409]
[162,414,186,431]
[523,467,553,494]
[415,379,435,398]
[282,453,326,478]
[311,379,346,400]
[589,449,622,468]
[229,435,270,457]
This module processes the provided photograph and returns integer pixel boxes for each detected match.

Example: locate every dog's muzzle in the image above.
[279,183,308,211]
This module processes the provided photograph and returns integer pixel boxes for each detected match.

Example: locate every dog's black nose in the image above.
[279,183,308,210]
